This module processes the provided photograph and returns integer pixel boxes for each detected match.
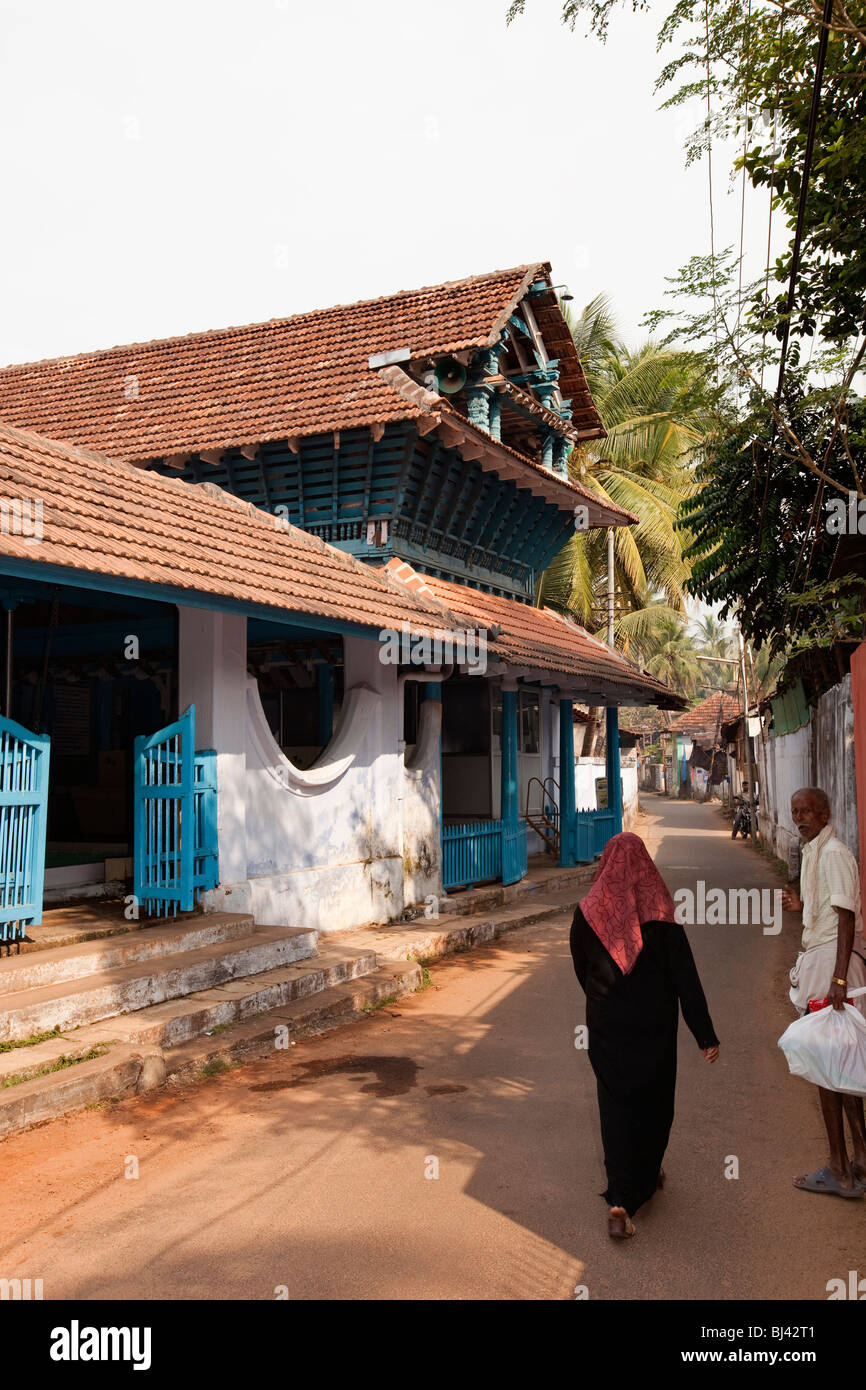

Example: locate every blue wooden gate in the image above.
[0,715,50,944]
[442,818,528,892]
[134,705,219,917]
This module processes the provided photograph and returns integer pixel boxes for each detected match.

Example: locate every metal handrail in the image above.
[524,776,561,855]
[525,775,559,820]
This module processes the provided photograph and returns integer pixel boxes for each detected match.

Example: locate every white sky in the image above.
[0,0,780,367]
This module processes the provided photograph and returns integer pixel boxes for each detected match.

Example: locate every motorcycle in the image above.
[731,792,757,839]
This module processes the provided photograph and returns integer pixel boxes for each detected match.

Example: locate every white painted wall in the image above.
[181,612,654,927]
[759,724,811,863]
[194,631,442,932]
[178,608,248,885]
[574,755,637,827]
[402,694,442,904]
[756,676,858,865]
[815,674,858,857]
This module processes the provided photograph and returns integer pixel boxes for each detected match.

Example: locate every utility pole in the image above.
[738,628,758,844]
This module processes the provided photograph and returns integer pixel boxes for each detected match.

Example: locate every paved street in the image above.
[0,795,862,1301]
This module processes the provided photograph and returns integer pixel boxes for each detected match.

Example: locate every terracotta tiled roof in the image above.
[0,422,467,634]
[667,692,742,739]
[384,561,684,708]
[0,263,603,465]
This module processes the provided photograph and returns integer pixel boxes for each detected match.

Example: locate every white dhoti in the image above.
[789,941,866,1019]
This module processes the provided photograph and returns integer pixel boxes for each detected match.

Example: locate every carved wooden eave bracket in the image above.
[375,363,635,529]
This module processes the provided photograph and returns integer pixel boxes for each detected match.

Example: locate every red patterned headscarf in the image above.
[579,831,676,975]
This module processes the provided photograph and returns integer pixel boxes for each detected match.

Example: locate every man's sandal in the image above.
[793,1166,863,1198]
[608,1207,636,1238]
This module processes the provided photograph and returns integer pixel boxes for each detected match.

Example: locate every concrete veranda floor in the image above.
[0,794,862,1301]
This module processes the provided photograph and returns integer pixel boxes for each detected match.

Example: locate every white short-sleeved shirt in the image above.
[800,827,863,951]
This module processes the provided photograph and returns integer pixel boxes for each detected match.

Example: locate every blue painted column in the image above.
[558,696,576,867]
[500,681,526,885]
[316,664,334,746]
[501,684,519,825]
[605,706,623,835]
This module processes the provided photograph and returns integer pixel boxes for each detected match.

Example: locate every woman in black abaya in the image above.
[569,832,720,1238]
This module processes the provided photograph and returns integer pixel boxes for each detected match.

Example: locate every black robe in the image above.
[569,905,719,1218]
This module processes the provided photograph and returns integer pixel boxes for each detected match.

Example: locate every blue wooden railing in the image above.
[134,706,219,917]
[502,819,528,886]
[573,807,617,863]
[442,819,528,892]
[0,716,50,944]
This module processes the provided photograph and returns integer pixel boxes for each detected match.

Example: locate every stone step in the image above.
[73,942,380,1049]
[337,893,579,964]
[0,882,582,1140]
[0,924,318,1043]
[0,1045,165,1142]
[162,959,423,1080]
[0,1033,115,1088]
[437,863,594,917]
[0,958,420,1139]
[0,913,256,996]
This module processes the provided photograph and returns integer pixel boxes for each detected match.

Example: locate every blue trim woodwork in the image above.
[0,558,386,642]
[499,688,526,886]
[535,513,578,574]
[501,689,518,824]
[605,707,624,835]
[558,697,577,868]
[146,420,584,604]
[10,616,175,658]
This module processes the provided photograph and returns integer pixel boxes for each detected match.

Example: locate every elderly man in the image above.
[781,787,866,1198]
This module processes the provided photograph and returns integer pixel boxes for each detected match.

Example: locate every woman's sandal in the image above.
[608,1206,635,1239]
[656,1168,665,1190]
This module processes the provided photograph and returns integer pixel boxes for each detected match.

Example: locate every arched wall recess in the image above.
[246,676,380,793]
[404,696,441,778]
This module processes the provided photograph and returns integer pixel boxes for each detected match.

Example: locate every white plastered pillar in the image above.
[177,607,248,886]
[343,632,402,918]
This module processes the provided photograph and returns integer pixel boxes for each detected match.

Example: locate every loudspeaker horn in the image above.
[434,356,467,395]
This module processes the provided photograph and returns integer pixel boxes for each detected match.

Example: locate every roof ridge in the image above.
[0,263,544,374]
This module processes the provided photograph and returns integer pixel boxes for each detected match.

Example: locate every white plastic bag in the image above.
[778,987,866,1094]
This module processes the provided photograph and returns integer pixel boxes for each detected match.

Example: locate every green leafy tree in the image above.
[638,613,704,697]
[679,381,865,650]
[507,1,866,344]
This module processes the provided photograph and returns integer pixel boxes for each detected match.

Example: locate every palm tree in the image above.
[640,615,704,699]
[536,296,711,637]
[748,642,786,704]
[691,612,738,692]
